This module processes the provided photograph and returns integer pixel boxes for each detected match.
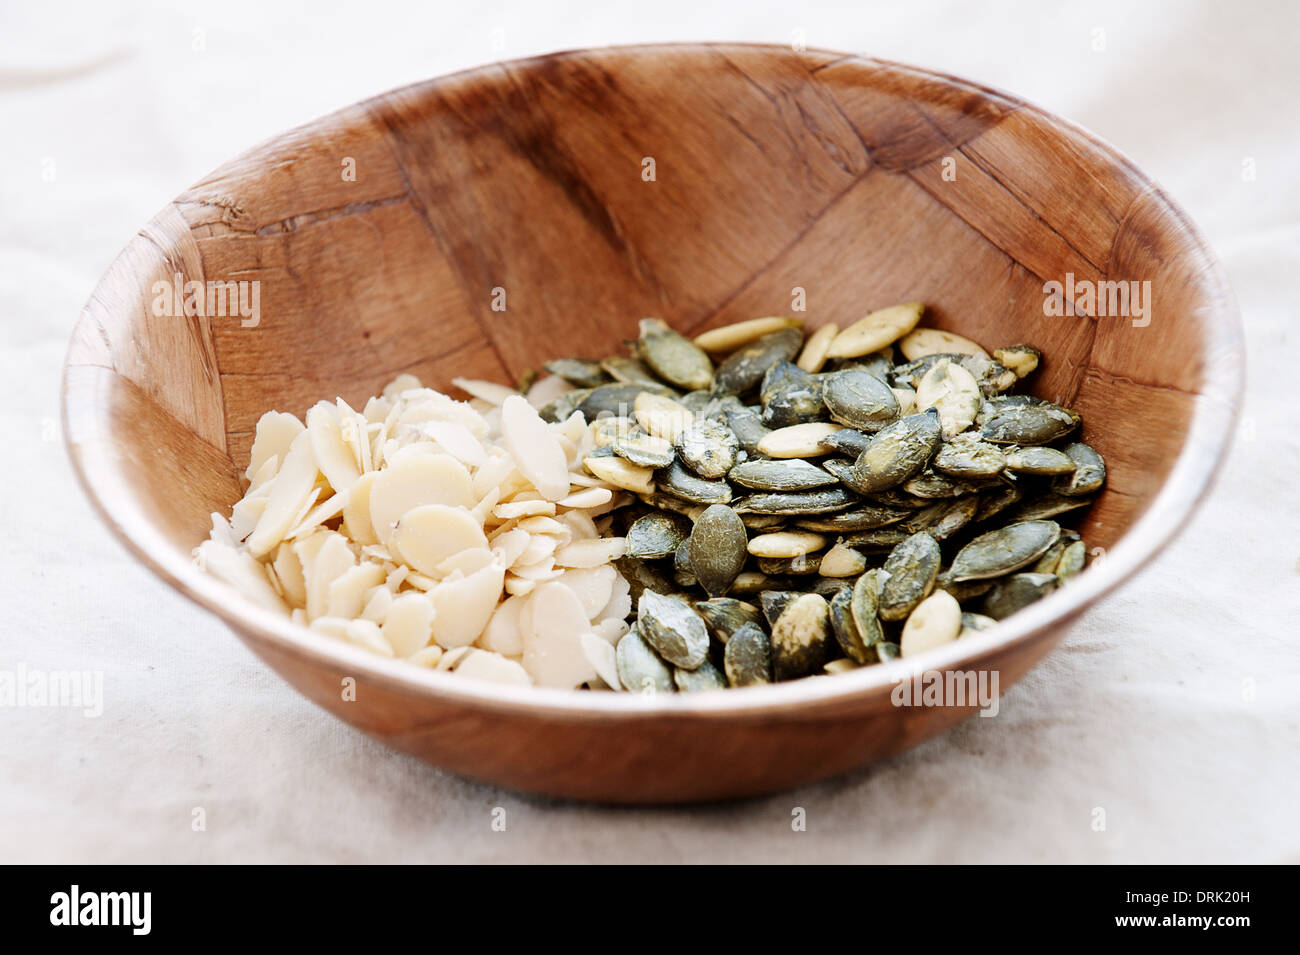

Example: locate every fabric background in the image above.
[1,0,1296,863]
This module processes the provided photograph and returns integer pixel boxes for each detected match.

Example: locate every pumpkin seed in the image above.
[676,417,739,479]
[829,584,870,664]
[760,361,826,428]
[902,468,990,499]
[601,355,661,386]
[823,368,900,431]
[637,318,715,391]
[900,327,990,361]
[733,487,856,515]
[894,353,1016,396]
[844,409,943,493]
[935,570,996,602]
[878,532,941,621]
[615,556,680,603]
[609,426,676,467]
[688,503,748,596]
[1055,539,1087,581]
[933,433,1007,479]
[757,553,823,575]
[712,326,804,395]
[818,542,868,578]
[993,344,1041,378]
[903,495,980,541]
[981,572,1059,619]
[1053,442,1106,496]
[1007,492,1093,522]
[678,390,713,415]
[625,511,692,559]
[820,428,873,457]
[982,402,1079,445]
[674,659,727,691]
[540,388,593,423]
[916,358,981,439]
[724,622,773,686]
[728,457,838,492]
[960,612,999,635]
[796,322,839,372]
[876,641,902,661]
[637,590,710,669]
[615,627,676,694]
[974,484,1023,523]
[842,526,914,550]
[659,459,732,505]
[695,597,763,644]
[543,358,611,388]
[730,571,771,595]
[723,406,772,454]
[948,520,1061,582]
[1004,446,1077,476]
[827,302,923,358]
[739,512,786,529]
[850,569,887,651]
[770,592,832,680]
[793,503,911,532]
[694,316,800,353]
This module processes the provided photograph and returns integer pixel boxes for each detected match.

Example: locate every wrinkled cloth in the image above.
[1,0,1296,863]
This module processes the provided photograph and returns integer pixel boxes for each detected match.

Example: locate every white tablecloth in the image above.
[2,0,1296,863]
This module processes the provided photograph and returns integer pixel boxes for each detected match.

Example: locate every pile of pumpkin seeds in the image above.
[539,306,1105,691]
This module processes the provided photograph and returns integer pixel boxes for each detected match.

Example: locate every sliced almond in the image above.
[381,592,436,657]
[557,486,612,509]
[245,411,304,481]
[368,454,474,548]
[492,499,555,520]
[555,537,626,568]
[633,392,694,443]
[692,316,800,353]
[307,401,362,493]
[557,564,618,619]
[306,532,356,620]
[520,582,598,689]
[448,649,532,686]
[391,504,489,577]
[501,395,571,501]
[579,632,621,690]
[583,455,655,494]
[795,322,839,372]
[430,561,506,648]
[246,431,320,558]
[827,302,924,358]
[479,592,528,657]
[326,562,386,619]
[452,377,517,405]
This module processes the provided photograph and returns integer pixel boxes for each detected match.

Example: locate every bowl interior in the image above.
[65,44,1241,669]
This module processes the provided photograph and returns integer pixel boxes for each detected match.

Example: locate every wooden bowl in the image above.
[63,44,1243,803]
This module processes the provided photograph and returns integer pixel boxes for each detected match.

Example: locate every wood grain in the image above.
[62,44,1243,802]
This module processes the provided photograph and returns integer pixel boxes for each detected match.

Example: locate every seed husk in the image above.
[676,417,739,479]
[625,511,692,559]
[818,542,868,578]
[981,572,1059,620]
[637,318,715,391]
[844,409,943,493]
[900,589,962,657]
[615,627,676,695]
[733,487,856,515]
[724,622,773,686]
[827,302,923,358]
[1004,446,1077,476]
[674,659,727,691]
[878,531,942,621]
[770,592,832,680]
[712,326,804,395]
[695,597,763,644]
[948,520,1061,582]
[637,590,710,669]
[723,407,772,454]
[900,327,990,361]
[694,316,800,353]
[758,590,798,627]
[1053,442,1106,496]
[981,402,1079,445]
[760,361,826,428]
[543,358,611,388]
[916,358,981,439]
[793,503,911,532]
[820,368,899,432]
[993,344,1041,378]
[659,459,732,505]
[728,457,839,492]
[933,433,1007,479]
[609,427,676,468]
[688,503,748,596]
[796,322,839,372]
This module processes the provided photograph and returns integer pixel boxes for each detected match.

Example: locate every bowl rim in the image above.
[62,42,1245,722]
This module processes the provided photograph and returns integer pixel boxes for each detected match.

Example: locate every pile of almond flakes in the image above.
[195,373,633,690]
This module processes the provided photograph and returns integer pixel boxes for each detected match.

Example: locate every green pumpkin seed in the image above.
[615,627,676,695]
[678,390,713,415]
[728,457,839,492]
[893,353,1015,396]
[829,584,870,664]
[902,468,989,499]
[760,361,826,428]
[934,569,996,602]
[1055,539,1087,581]
[732,487,856,515]
[712,326,804,395]
[674,660,727,691]
[601,355,662,386]
[822,368,900,431]
[842,526,914,550]
[982,402,1079,445]
[688,503,748,596]
[902,495,980,541]
[981,572,1059,620]
[757,553,823,575]
[878,532,942,621]
[770,593,832,680]
[658,459,732,505]
[933,433,1007,479]
[850,572,887,659]
[724,622,773,686]
[676,418,739,479]
[723,406,772,454]
[875,641,902,662]
[1004,446,1077,476]
[948,520,1061,582]
[844,409,943,493]
[739,512,786,529]
[577,382,677,421]
[625,511,692,559]
[543,358,611,388]
[1007,492,1093,522]
[637,590,710,669]
[1053,442,1106,496]
[1030,537,1068,575]
[960,612,999,635]
[539,388,593,423]
[695,598,763,644]
[820,428,873,456]
[793,503,912,532]
[637,318,715,391]
[974,484,1024,523]
[609,426,676,467]
[760,590,800,626]
[615,556,680,604]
